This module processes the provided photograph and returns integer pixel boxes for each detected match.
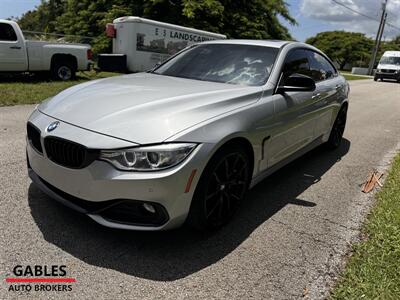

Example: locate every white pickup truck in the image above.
[0,20,92,80]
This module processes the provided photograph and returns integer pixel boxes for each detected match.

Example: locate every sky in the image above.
[0,0,41,19]
[0,0,399,41]
[283,0,400,41]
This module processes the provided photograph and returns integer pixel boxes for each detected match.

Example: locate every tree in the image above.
[143,0,296,40]
[17,0,296,54]
[17,0,66,33]
[306,31,373,70]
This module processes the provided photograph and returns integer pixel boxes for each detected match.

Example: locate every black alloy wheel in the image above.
[187,145,251,231]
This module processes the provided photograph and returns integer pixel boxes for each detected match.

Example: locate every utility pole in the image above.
[376,13,387,54]
[368,0,388,75]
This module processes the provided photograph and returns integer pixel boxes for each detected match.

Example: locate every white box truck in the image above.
[99,16,226,72]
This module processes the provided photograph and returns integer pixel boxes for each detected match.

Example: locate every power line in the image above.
[331,0,380,22]
[331,0,400,31]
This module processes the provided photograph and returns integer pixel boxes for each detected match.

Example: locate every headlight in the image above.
[99,143,197,171]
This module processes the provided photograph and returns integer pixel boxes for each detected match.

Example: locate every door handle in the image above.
[312,93,321,99]
[10,46,21,50]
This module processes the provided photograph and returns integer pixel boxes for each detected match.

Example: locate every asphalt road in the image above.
[1,80,399,299]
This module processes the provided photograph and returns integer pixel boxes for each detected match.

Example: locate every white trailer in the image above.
[101,16,226,72]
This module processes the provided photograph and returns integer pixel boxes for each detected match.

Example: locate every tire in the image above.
[187,144,251,231]
[326,106,347,150]
[374,76,378,81]
[51,61,76,81]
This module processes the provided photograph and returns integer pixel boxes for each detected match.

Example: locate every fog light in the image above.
[143,203,156,213]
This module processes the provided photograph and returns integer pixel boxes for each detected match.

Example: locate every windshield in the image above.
[152,44,279,86]
[379,56,400,65]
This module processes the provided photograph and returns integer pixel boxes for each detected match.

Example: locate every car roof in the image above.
[201,39,293,48]
[383,51,400,57]
[0,19,17,25]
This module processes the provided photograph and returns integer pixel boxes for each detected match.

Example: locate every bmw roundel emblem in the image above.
[47,121,60,132]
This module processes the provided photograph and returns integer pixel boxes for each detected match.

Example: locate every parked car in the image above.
[99,16,226,72]
[374,51,400,82]
[0,19,92,80]
[26,40,349,231]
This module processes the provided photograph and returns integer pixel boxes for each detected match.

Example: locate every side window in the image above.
[282,49,310,80]
[307,50,337,81]
[0,23,18,42]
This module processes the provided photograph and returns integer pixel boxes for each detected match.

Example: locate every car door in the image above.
[306,50,342,138]
[0,23,27,71]
[265,49,318,168]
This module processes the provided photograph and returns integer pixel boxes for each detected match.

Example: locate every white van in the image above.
[99,16,226,72]
[374,51,400,82]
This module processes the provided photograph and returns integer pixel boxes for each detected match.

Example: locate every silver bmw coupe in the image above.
[27,40,349,231]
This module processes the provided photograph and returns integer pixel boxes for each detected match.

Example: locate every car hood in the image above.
[39,73,262,144]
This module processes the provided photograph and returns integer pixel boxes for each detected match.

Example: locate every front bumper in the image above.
[27,110,210,230]
[375,71,400,80]
[28,167,170,229]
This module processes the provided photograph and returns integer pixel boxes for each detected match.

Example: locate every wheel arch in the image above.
[332,99,348,124]
[50,53,78,71]
[205,136,255,179]
[341,100,349,111]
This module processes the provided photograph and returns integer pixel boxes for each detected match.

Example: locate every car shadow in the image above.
[0,73,54,83]
[28,139,350,281]
[377,79,399,84]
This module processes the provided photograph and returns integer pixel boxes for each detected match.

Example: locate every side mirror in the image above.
[277,73,316,93]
